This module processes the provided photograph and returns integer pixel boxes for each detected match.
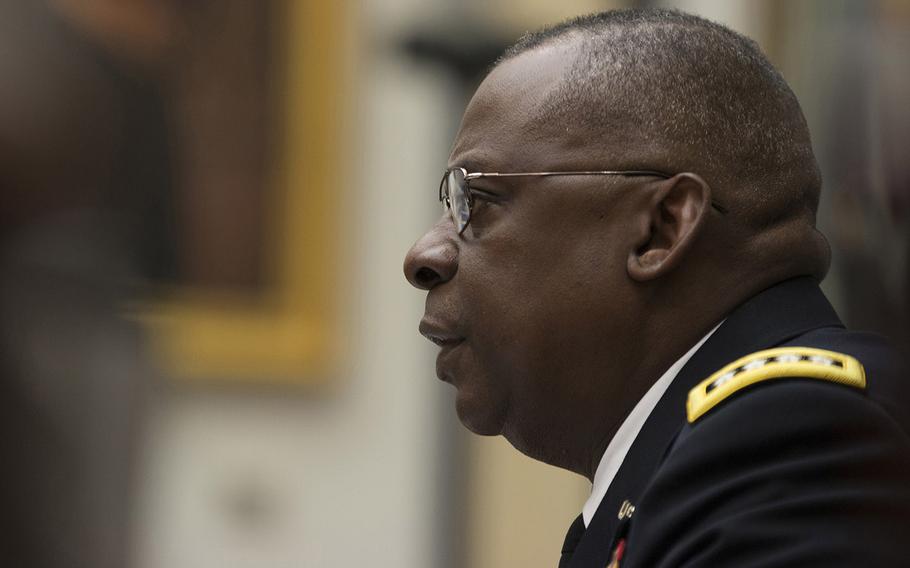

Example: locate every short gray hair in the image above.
[499,9,822,233]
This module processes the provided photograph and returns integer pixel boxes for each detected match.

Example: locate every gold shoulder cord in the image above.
[687,347,866,423]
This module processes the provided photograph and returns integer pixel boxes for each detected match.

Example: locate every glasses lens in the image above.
[446,169,471,233]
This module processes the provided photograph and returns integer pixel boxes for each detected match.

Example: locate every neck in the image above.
[508,303,726,480]
[505,265,790,479]
[576,275,754,479]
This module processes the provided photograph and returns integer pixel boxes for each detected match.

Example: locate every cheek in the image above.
[453,207,636,392]
[461,225,636,383]
[466,224,629,327]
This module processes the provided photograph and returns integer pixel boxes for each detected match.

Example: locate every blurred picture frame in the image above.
[142,0,349,384]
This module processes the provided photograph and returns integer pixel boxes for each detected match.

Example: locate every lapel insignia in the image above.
[617,499,635,521]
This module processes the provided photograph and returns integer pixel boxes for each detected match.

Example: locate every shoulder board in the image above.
[687,347,865,423]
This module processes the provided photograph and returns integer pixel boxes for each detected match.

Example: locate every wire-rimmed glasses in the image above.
[439,167,681,235]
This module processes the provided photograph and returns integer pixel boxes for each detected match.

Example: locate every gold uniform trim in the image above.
[687,347,866,423]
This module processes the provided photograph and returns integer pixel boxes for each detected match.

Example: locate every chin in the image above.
[454,391,506,436]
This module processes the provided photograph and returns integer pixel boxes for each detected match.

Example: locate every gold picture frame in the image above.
[144,0,349,384]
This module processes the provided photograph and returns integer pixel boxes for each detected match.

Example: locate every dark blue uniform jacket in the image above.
[562,277,910,568]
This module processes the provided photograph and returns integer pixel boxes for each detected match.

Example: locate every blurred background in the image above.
[0,0,906,567]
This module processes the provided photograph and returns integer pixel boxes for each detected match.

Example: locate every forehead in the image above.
[449,42,584,171]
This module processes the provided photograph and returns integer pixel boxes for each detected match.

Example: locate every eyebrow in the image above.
[450,152,501,174]
[450,161,482,174]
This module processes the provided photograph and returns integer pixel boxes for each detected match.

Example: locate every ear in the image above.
[627,173,711,282]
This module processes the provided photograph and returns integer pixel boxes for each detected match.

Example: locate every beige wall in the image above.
[467,437,587,568]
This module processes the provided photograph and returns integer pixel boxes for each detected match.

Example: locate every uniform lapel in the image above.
[567,277,842,567]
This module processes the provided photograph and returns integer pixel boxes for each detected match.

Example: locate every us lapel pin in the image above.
[617,500,635,520]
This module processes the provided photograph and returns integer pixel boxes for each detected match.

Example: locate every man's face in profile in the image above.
[405,44,645,454]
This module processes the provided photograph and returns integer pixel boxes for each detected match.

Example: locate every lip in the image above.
[419,318,465,348]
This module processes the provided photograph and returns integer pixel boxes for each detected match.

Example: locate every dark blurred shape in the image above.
[402,25,510,90]
[0,1,161,566]
[0,0,177,279]
[17,0,281,293]
[819,0,910,357]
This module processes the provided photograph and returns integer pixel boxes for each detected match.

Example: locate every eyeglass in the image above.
[439,167,725,235]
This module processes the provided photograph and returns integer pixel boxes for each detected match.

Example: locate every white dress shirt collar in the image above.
[581,322,722,527]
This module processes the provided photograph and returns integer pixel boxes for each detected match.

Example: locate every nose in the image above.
[404,217,458,290]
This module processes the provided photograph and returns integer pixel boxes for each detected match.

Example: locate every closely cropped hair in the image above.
[499,9,822,232]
